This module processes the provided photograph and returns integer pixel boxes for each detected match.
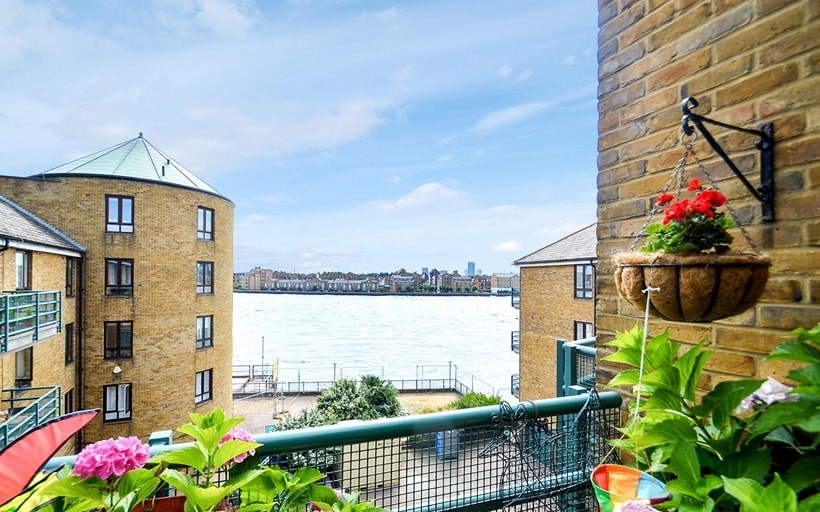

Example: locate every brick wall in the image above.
[0,249,79,455]
[0,175,234,443]
[519,265,595,399]
[596,1,820,392]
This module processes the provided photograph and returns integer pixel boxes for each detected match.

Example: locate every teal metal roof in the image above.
[34,133,219,195]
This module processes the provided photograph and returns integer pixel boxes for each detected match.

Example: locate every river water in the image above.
[232,293,520,398]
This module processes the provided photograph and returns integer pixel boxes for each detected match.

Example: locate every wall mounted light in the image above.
[112,365,122,375]
[681,97,775,222]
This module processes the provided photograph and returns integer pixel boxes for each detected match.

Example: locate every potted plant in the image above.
[596,324,819,511]
[614,179,770,322]
[7,407,387,512]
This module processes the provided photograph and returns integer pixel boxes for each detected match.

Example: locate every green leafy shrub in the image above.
[603,324,819,511]
[316,376,402,422]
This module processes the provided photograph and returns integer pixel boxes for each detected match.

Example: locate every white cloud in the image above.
[492,241,521,252]
[515,69,534,81]
[472,102,551,133]
[497,65,512,78]
[365,183,470,211]
[565,55,577,65]
[437,154,452,163]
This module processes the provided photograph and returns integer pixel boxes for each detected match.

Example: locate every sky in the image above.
[0,0,600,275]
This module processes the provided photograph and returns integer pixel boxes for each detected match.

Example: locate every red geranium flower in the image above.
[688,178,701,191]
[656,192,675,206]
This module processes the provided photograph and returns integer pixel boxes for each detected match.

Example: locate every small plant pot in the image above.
[613,252,771,323]
[591,464,669,511]
[133,495,186,512]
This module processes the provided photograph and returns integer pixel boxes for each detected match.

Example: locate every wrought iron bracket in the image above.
[681,97,775,222]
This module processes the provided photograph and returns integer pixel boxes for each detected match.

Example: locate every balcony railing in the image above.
[511,373,520,398]
[556,337,596,398]
[0,386,62,450]
[47,392,622,511]
[0,290,62,353]
[511,330,520,353]
[511,288,520,308]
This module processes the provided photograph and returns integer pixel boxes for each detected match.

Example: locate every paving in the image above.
[231,392,460,434]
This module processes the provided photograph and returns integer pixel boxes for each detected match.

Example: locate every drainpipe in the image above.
[0,238,9,253]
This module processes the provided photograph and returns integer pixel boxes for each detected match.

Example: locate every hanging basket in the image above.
[591,464,669,511]
[613,252,770,323]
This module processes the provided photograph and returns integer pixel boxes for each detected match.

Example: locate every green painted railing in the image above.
[47,392,622,511]
[556,337,597,398]
[0,290,62,353]
[0,386,62,450]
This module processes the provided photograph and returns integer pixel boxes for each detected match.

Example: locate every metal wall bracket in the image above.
[681,97,775,222]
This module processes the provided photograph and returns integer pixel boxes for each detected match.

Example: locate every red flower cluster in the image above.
[656,179,727,225]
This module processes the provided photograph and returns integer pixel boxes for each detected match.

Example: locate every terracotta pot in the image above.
[613,252,771,323]
[132,495,186,512]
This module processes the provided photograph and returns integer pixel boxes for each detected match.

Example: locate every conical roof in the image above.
[34,133,219,195]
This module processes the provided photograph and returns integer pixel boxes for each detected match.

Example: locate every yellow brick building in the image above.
[0,195,84,453]
[0,134,234,443]
[596,0,819,395]
[514,224,596,400]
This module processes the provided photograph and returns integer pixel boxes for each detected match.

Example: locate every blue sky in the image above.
[0,0,600,275]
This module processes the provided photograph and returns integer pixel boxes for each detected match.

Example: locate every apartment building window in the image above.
[104,321,133,359]
[103,383,131,421]
[574,264,594,299]
[195,369,212,404]
[197,207,214,240]
[197,262,213,294]
[64,388,74,414]
[196,315,213,349]
[65,323,74,364]
[574,321,594,340]
[66,258,75,297]
[106,195,134,233]
[16,250,31,290]
[105,259,133,295]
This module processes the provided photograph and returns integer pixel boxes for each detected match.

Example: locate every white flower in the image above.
[614,499,659,512]
[736,377,798,414]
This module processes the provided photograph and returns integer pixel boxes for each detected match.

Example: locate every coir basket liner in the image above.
[613,252,771,323]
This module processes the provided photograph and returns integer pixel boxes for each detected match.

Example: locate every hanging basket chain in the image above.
[627,138,694,252]
[627,130,762,255]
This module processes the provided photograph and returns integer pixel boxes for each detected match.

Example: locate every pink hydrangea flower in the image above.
[72,436,150,480]
[219,427,255,465]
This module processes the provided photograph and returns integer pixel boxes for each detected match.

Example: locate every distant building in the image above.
[513,224,596,400]
[466,261,475,277]
[490,273,519,294]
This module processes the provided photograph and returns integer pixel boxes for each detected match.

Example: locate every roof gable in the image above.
[0,195,85,254]
[514,223,597,266]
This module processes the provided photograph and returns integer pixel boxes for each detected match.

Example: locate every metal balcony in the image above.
[0,290,62,353]
[511,330,520,353]
[511,373,520,398]
[0,386,62,450]
[510,287,520,308]
[48,392,622,511]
